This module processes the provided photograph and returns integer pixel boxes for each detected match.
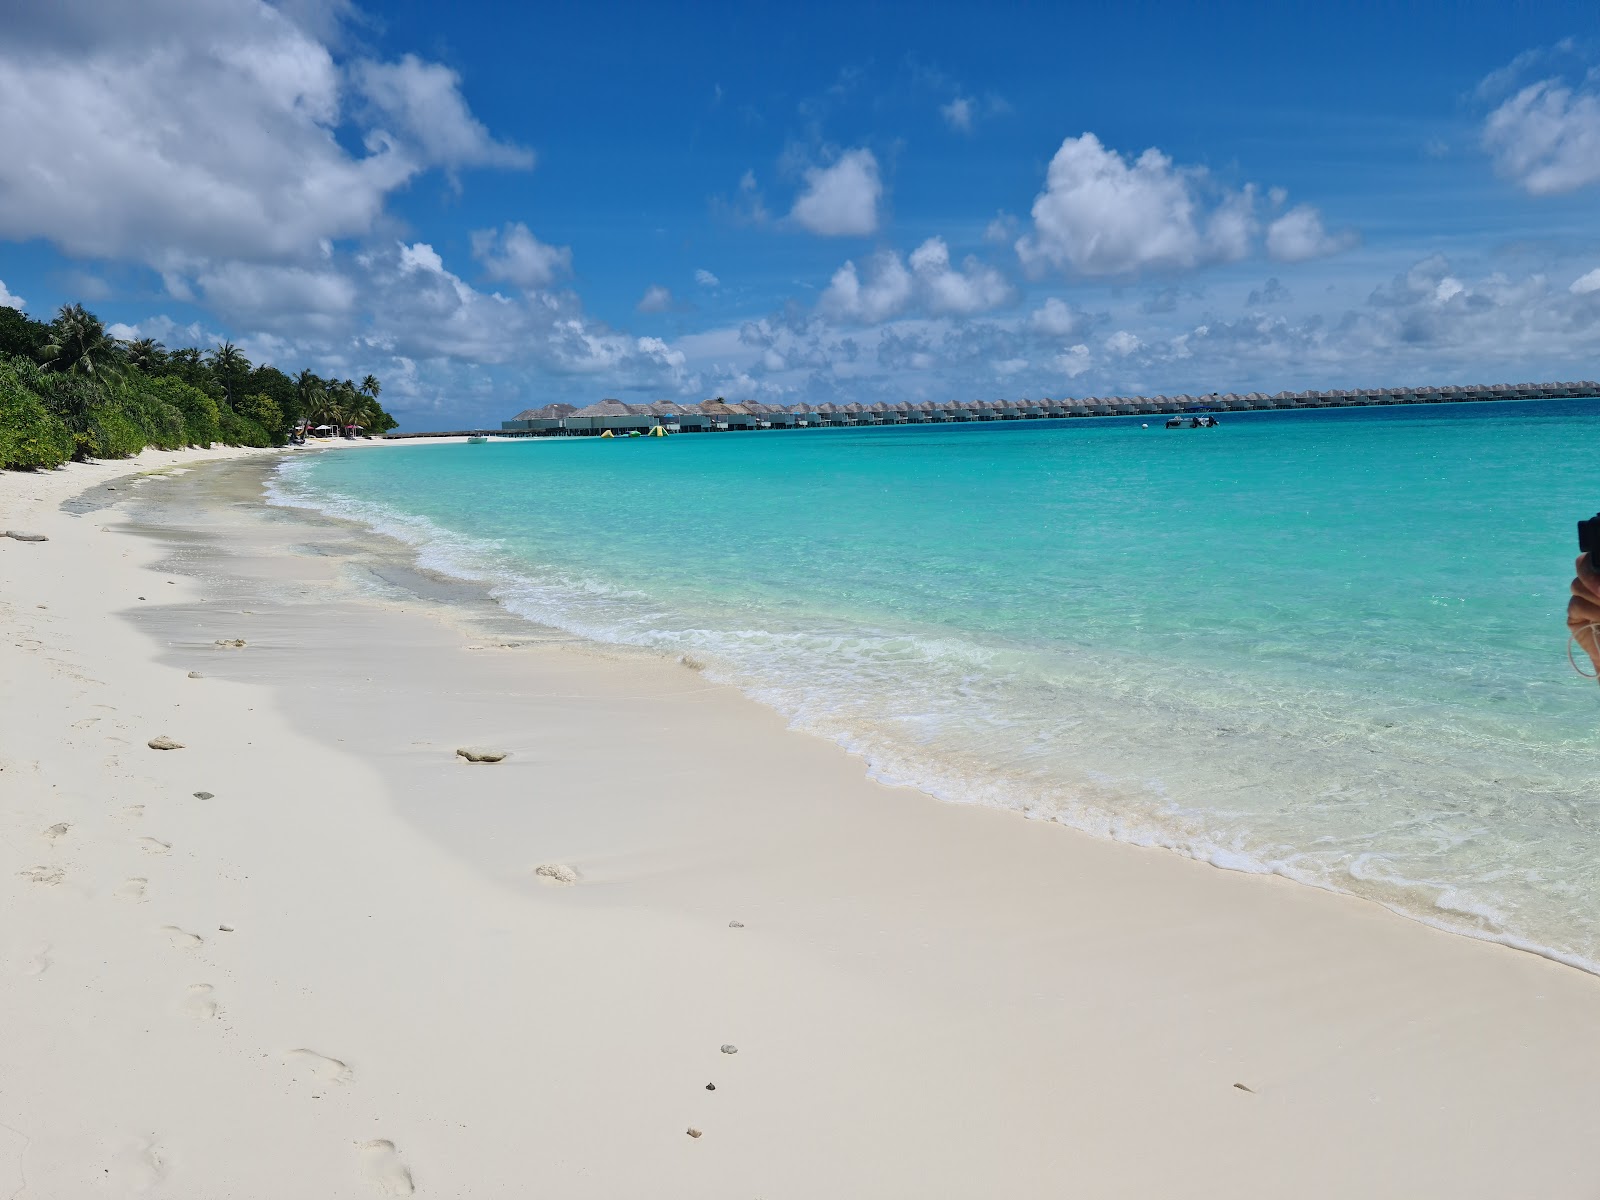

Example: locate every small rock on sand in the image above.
[147,736,184,750]
[5,531,49,542]
[720,1044,738,1055]
[686,1128,702,1139]
[1233,1082,1255,1093]
[705,1083,716,1091]
[728,920,744,928]
[214,638,246,648]
[456,747,507,763]
[193,791,214,800]
[534,863,578,884]
[187,671,203,679]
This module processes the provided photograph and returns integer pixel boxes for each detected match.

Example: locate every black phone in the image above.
[1580,514,1600,561]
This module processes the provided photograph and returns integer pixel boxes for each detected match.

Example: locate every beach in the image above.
[3,444,1599,1198]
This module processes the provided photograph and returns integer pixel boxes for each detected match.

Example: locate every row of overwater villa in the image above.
[492,381,1600,436]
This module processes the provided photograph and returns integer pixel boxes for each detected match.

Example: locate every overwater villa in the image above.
[480,381,1600,437]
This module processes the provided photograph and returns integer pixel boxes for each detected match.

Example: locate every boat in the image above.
[467,435,489,443]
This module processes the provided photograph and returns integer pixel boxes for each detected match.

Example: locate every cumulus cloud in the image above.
[1015,133,1265,276]
[695,268,720,288]
[351,54,532,171]
[1483,78,1600,194]
[0,279,25,311]
[790,148,882,236]
[819,237,1011,323]
[1246,277,1290,306]
[1570,267,1600,294]
[0,0,527,272]
[470,222,572,288]
[193,261,358,332]
[1028,297,1088,337]
[1266,204,1356,261]
[1104,330,1142,356]
[941,97,974,133]
[1054,345,1093,377]
[819,253,912,323]
[637,285,674,313]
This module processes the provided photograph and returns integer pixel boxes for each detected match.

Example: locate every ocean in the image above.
[270,401,1600,972]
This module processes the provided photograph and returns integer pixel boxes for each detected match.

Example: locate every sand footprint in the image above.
[19,865,64,886]
[117,878,149,903]
[116,804,145,821]
[22,945,51,977]
[284,1048,355,1085]
[182,984,218,1020]
[137,837,171,855]
[533,863,579,885]
[100,1136,168,1192]
[358,1139,415,1195]
[160,925,203,949]
[42,821,71,841]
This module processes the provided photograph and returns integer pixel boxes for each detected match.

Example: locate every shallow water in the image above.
[272,403,1600,971]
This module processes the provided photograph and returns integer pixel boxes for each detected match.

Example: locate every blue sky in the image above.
[2,0,1600,428]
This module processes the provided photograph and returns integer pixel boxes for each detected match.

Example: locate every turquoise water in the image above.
[272,403,1600,971]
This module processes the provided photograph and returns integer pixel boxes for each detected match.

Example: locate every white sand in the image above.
[2,447,1599,1198]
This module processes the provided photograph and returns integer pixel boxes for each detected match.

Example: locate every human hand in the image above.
[1568,554,1600,674]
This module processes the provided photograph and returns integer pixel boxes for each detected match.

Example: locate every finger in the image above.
[1568,598,1600,662]
[1569,592,1600,624]
[1569,606,1600,668]
[1568,579,1600,611]
[1578,556,1600,603]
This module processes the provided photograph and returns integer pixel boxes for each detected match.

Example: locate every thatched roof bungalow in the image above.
[501,402,577,432]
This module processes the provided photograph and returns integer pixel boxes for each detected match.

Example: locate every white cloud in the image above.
[470,222,572,288]
[820,237,1011,323]
[1571,267,1600,294]
[1054,345,1093,377]
[983,212,1019,244]
[1104,330,1142,356]
[1016,132,1259,276]
[695,268,720,288]
[194,261,358,329]
[1266,204,1357,262]
[351,54,532,171]
[818,253,913,323]
[907,237,1013,314]
[719,169,769,226]
[0,0,525,271]
[790,148,882,236]
[1028,297,1087,337]
[941,96,974,133]
[1483,77,1600,195]
[0,279,25,311]
[637,284,674,313]
[1246,277,1290,306]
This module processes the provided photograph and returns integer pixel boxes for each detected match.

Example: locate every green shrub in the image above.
[234,392,286,444]
[79,401,148,459]
[149,376,220,446]
[219,406,271,447]
[0,355,74,469]
[117,374,187,450]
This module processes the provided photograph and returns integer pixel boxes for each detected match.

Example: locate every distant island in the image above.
[400,381,1596,438]
[1,302,398,471]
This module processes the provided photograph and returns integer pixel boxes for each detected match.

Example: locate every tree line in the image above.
[1,301,398,471]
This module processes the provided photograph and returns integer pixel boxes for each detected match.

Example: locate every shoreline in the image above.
[3,448,1600,1196]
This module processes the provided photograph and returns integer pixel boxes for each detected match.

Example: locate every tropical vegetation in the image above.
[0,301,397,471]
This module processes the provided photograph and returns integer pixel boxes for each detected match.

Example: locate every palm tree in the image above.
[206,341,250,406]
[359,374,382,401]
[123,337,167,373]
[41,304,122,378]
